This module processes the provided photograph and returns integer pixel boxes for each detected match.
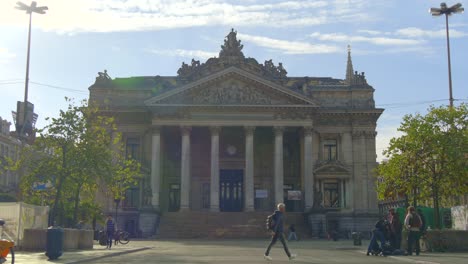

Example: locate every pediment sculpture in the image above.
[176,29,288,84]
[158,79,294,106]
[94,70,112,86]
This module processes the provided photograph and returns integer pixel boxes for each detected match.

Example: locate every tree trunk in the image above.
[50,144,67,226]
[72,184,82,225]
[433,187,441,229]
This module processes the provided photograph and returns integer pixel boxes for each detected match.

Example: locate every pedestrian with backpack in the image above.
[264,203,297,261]
[105,215,115,250]
[404,206,422,256]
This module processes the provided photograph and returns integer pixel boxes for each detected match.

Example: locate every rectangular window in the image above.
[323,140,337,161]
[323,182,340,208]
[122,187,139,210]
[126,138,140,160]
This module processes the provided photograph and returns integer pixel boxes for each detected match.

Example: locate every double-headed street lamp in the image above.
[15,1,48,138]
[429,2,464,108]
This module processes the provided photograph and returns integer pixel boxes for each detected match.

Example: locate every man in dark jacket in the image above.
[389,209,403,250]
[264,203,296,261]
[106,215,115,249]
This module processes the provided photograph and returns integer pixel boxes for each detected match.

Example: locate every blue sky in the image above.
[0,0,467,161]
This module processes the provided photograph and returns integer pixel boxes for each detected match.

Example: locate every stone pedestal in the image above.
[139,211,160,238]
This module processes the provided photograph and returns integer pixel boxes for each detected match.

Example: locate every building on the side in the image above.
[88,29,383,238]
[0,116,21,199]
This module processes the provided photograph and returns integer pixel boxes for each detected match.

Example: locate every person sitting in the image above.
[288,224,298,241]
[367,216,388,255]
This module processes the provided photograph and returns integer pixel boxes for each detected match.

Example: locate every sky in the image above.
[0,0,467,161]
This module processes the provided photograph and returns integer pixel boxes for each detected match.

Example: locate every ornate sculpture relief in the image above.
[159,79,291,105]
[219,28,245,58]
[176,29,288,84]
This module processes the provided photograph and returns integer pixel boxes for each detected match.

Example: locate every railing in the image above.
[378,199,408,215]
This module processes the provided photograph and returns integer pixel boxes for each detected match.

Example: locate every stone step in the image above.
[157,211,310,239]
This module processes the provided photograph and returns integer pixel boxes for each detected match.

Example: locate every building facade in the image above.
[89,30,383,237]
[0,116,21,198]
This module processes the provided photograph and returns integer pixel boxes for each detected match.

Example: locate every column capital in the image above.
[303,126,314,136]
[209,126,221,135]
[273,126,285,136]
[180,126,192,136]
[151,126,161,134]
[244,126,256,136]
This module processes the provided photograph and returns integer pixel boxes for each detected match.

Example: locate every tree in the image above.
[14,98,141,226]
[377,104,468,229]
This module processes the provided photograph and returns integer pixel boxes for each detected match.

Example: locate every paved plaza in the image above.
[15,239,468,264]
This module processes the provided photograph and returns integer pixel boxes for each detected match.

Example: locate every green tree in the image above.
[14,98,141,226]
[377,104,468,229]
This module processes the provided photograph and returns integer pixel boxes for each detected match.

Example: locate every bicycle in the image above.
[114,230,130,245]
[0,219,14,264]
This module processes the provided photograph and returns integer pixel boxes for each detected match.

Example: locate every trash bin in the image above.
[45,227,63,260]
[98,231,107,246]
[352,232,362,246]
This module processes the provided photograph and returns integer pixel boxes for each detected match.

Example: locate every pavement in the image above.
[14,239,468,264]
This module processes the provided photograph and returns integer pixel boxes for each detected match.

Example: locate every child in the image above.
[288,224,298,241]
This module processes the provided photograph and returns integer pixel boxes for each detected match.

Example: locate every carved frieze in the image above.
[159,79,293,105]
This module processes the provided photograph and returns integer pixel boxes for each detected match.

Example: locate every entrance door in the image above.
[168,184,180,212]
[219,170,243,212]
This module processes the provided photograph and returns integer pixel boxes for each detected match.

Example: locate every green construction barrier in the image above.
[395,206,452,229]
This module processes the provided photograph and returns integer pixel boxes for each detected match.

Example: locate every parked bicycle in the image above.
[114,230,130,245]
[0,219,14,264]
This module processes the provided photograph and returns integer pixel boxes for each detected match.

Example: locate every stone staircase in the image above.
[157,211,310,239]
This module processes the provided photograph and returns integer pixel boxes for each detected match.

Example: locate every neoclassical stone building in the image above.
[89,29,383,237]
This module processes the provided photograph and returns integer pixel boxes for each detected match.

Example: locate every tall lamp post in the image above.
[429,2,464,108]
[15,1,48,138]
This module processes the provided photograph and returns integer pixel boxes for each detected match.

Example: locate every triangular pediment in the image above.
[314,161,351,175]
[144,67,318,107]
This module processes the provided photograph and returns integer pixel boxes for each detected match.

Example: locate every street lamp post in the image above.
[429,2,464,108]
[15,1,48,138]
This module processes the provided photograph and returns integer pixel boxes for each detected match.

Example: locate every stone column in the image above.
[180,126,191,211]
[210,126,221,212]
[303,127,314,210]
[340,180,345,208]
[244,126,255,212]
[150,127,161,210]
[274,126,284,205]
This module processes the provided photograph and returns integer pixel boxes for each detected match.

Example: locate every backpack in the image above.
[409,213,422,228]
[266,213,276,231]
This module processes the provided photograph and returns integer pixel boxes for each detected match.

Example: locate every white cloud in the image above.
[238,33,340,54]
[0,47,16,64]
[357,30,383,36]
[148,49,217,60]
[310,32,424,46]
[376,124,402,162]
[396,27,468,38]
[0,0,381,33]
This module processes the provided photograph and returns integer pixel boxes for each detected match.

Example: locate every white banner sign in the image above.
[255,189,268,198]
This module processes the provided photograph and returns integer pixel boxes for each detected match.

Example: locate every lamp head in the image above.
[15,1,48,14]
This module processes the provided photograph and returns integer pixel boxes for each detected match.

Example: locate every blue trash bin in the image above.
[45,227,63,260]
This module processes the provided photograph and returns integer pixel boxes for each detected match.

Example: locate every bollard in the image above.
[352,232,362,246]
[45,227,63,260]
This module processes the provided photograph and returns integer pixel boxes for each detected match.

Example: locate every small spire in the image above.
[345,45,354,84]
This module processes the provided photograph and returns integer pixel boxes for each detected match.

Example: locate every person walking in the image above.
[264,203,297,261]
[106,215,115,250]
[405,206,422,256]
